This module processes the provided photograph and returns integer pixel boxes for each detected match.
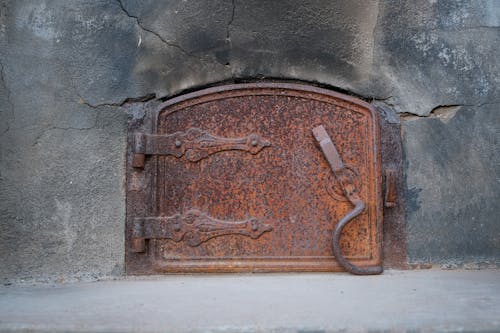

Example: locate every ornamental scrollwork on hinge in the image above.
[131,209,273,252]
[132,128,271,168]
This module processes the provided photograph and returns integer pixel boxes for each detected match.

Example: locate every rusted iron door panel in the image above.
[126,83,382,274]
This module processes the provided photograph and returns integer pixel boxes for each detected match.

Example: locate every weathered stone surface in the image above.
[227,0,383,98]
[0,108,127,282]
[0,0,499,282]
[375,0,500,115]
[0,1,132,282]
[403,104,500,265]
[116,0,232,98]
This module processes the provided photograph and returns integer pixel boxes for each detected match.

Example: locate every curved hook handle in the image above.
[332,199,382,275]
[312,125,382,275]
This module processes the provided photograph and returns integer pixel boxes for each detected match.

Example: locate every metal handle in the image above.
[312,125,382,275]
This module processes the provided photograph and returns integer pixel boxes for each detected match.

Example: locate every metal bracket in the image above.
[384,168,398,208]
[312,125,383,275]
[132,127,271,168]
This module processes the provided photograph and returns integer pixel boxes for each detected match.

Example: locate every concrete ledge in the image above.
[1,270,499,333]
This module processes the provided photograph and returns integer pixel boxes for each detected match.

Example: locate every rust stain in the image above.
[126,83,383,274]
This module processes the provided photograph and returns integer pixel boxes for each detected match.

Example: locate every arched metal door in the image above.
[126,83,383,274]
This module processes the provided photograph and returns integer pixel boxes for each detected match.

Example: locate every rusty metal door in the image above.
[126,83,382,275]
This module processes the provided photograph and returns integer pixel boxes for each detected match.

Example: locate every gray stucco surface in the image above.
[0,0,499,282]
[404,104,500,266]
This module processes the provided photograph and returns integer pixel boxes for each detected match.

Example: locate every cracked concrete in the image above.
[0,59,14,136]
[78,92,156,109]
[0,0,499,283]
[399,101,500,121]
[401,105,463,123]
[115,0,194,59]
[225,0,235,56]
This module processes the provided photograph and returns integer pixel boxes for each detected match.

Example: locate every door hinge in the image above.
[132,127,270,168]
[130,209,273,253]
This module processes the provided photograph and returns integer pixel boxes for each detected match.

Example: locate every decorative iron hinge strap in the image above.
[132,127,271,168]
[131,209,273,252]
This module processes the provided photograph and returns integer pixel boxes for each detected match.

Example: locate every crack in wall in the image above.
[427,105,461,123]
[226,0,235,42]
[428,26,500,33]
[223,0,235,69]
[77,92,156,109]
[21,65,153,146]
[0,59,15,136]
[400,101,500,121]
[57,62,156,111]
[31,112,102,147]
[29,91,154,146]
[370,0,382,72]
[372,95,395,103]
[374,98,500,124]
[399,102,499,122]
[115,0,200,61]
[400,105,462,121]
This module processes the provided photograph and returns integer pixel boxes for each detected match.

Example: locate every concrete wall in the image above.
[1,0,499,283]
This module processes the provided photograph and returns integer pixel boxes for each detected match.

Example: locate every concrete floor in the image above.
[0,270,499,333]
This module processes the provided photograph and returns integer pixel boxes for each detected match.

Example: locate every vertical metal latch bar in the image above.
[312,125,383,275]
